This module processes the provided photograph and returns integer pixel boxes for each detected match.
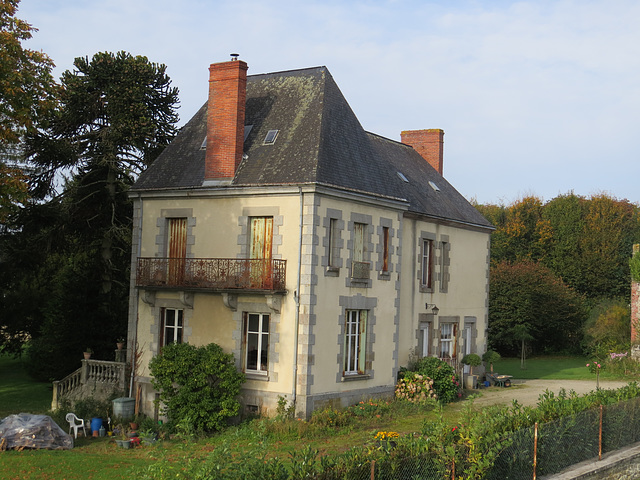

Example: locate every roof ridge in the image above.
[248,65,327,79]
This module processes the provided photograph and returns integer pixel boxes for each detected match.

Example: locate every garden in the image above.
[2,350,640,479]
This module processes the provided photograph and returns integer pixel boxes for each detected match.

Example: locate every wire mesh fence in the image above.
[311,396,640,480]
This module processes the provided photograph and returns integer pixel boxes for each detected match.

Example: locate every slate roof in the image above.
[133,66,492,230]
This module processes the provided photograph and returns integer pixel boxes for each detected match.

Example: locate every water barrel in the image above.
[112,397,136,420]
[91,417,102,434]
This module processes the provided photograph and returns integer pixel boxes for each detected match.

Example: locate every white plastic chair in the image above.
[66,413,86,439]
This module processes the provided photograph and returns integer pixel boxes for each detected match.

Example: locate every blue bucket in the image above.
[91,417,103,434]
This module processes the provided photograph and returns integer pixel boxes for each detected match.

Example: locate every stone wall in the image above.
[543,442,640,480]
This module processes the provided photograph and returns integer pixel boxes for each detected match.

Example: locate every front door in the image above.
[249,217,273,288]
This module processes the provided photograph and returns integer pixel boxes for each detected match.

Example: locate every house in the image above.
[127,57,494,419]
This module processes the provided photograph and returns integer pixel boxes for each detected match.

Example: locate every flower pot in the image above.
[465,375,478,389]
[83,352,91,360]
[116,439,131,449]
[116,342,124,350]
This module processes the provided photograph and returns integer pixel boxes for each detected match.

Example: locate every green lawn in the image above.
[491,356,631,380]
[0,355,51,418]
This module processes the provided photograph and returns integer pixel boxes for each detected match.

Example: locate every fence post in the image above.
[51,381,60,410]
[80,359,89,384]
[533,422,538,480]
[370,460,375,480]
[599,404,603,460]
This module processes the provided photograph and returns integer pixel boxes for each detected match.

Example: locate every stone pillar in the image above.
[631,245,640,360]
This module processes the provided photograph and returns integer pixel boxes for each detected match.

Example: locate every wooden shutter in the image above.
[249,217,273,288]
[167,218,187,285]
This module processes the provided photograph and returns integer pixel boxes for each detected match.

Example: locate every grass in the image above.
[491,355,638,381]
[0,355,51,418]
[1,353,638,479]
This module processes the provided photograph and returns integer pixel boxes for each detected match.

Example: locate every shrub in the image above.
[409,356,461,403]
[395,372,438,403]
[149,342,244,433]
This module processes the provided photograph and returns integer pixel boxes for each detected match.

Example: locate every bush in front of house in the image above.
[149,342,244,434]
[395,372,438,403]
[407,356,461,403]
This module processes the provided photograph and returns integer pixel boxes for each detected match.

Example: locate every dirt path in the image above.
[468,379,630,408]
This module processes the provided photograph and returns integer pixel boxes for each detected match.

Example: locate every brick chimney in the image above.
[204,58,248,184]
[401,129,444,175]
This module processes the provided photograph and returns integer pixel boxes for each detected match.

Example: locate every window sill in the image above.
[341,374,371,382]
[245,372,269,382]
[325,266,340,277]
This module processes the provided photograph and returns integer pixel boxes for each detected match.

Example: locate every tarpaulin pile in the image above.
[0,413,73,450]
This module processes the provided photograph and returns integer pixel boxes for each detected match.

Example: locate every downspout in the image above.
[292,187,303,407]
[129,194,143,398]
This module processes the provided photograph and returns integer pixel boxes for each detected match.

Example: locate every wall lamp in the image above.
[425,303,439,315]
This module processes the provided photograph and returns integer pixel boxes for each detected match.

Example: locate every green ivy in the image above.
[149,342,244,433]
[630,250,640,282]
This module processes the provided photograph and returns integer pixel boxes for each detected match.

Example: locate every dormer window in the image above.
[263,130,279,145]
[200,137,207,150]
[428,181,440,192]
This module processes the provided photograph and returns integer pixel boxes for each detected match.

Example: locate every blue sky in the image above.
[17,0,640,205]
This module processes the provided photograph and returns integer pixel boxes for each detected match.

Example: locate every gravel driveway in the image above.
[469,379,630,408]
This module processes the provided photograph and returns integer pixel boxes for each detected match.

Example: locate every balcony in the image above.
[136,258,286,292]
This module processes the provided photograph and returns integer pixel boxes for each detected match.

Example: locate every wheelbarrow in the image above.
[486,373,512,387]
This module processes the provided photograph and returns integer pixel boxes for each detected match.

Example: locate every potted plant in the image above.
[114,425,131,448]
[83,348,93,360]
[482,350,501,374]
[461,353,482,389]
[116,338,125,350]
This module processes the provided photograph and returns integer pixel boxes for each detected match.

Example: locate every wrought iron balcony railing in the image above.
[136,258,286,292]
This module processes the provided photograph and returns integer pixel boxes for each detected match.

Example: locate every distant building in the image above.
[127,57,493,418]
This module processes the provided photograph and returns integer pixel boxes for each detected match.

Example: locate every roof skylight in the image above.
[429,181,441,192]
[397,171,409,183]
[263,130,279,145]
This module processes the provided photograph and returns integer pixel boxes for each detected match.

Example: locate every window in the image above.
[439,239,450,292]
[351,222,369,279]
[244,313,269,374]
[263,129,279,145]
[344,310,367,375]
[421,239,433,288]
[439,323,456,359]
[160,308,183,346]
[328,218,340,268]
[382,226,390,272]
[419,323,431,357]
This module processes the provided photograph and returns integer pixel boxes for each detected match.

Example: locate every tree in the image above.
[511,324,534,369]
[1,51,179,377]
[475,196,551,263]
[582,298,630,354]
[0,0,57,220]
[27,51,179,298]
[488,259,586,356]
[0,0,57,144]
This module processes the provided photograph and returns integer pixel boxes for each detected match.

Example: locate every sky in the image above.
[16,0,640,205]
